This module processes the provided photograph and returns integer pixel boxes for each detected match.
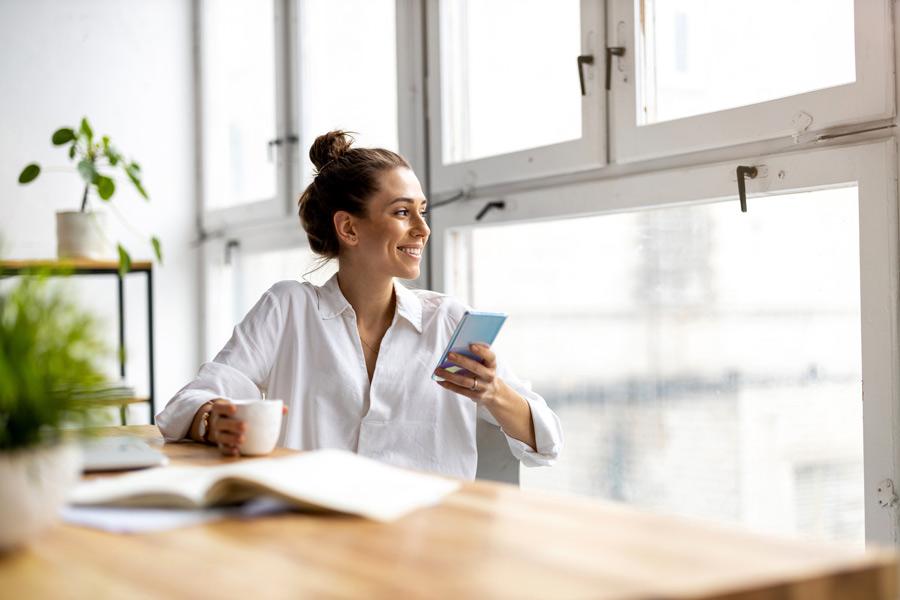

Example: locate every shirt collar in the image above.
[316,273,423,334]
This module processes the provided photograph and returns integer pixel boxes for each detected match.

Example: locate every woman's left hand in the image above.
[434,343,502,408]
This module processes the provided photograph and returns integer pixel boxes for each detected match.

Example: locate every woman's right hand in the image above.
[208,399,246,456]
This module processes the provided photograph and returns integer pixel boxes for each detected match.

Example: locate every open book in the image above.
[69,449,461,522]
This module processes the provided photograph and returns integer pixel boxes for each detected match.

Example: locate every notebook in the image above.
[68,449,461,522]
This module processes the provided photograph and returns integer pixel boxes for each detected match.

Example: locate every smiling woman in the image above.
[156,131,563,480]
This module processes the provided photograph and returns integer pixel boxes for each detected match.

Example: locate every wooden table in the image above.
[0,426,896,599]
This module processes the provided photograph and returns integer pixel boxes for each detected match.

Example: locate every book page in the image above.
[70,450,462,521]
[70,463,220,508]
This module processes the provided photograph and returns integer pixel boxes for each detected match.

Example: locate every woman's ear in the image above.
[333,211,359,247]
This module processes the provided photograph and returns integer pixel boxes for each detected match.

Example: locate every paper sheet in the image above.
[60,496,294,533]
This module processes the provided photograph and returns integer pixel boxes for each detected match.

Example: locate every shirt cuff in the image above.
[155,391,218,442]
[501,395,562,467]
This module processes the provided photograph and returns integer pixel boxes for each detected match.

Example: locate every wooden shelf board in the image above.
[0,259,153,272]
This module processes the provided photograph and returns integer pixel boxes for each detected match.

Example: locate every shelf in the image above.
[0,259,152,274]
[81,396,150,407]
[0,258,156,425]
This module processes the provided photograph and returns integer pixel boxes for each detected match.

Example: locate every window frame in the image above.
[428,139,900,545]
[425,0,607,195]
[197,0,296,232]
[608,0,895,163]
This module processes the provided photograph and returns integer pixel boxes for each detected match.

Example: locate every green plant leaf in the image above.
[116,244,132,277]
[125,166,148,200]
[103,137,120,166]
[51,128,75,145]
[97,175,115,200]
[130,161,141,173]
[18,163,40,184]
[77,159,96,184]
[151,236,163,263]
[80,117,93,143]
[68,144,76,159]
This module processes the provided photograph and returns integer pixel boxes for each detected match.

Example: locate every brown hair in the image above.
[298,130,410,258]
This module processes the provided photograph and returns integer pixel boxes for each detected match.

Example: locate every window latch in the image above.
[736,165,758,212]
[605,47,625,91]
[577,54,594,96]
[475,201,505,221]
[267,134,299,161]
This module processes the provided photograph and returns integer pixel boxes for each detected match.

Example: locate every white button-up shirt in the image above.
[156,273,563,479]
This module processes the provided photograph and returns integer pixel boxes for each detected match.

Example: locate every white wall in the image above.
[0,0,199,423]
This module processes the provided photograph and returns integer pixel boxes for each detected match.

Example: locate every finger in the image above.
[216,418,246,435]
[218,442,240,457]
[211,401,237,417]
[469,343,497,368]
[437,379,480,402]
[434,367,477,389]
[447,352,493,380]
[216,430,245,446]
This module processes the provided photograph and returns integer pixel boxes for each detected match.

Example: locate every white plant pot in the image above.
[0,442,82,551]
[56,211,115,261]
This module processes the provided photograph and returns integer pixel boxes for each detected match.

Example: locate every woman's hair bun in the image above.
[309,130,355,171]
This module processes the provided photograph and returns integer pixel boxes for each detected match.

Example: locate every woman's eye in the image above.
[396,209,409,216]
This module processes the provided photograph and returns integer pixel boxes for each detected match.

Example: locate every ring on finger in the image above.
[470,378,478,391]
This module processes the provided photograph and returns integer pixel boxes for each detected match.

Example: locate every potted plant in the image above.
[17,117,162,276]
[0,271,111,550]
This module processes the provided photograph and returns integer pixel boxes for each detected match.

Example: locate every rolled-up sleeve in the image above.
[156,289,284,442]
[478,358,563,467]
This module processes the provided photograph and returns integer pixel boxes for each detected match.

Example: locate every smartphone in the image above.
[432,311,508,382]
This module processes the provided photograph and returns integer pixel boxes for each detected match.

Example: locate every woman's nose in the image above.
[413,213,430,238]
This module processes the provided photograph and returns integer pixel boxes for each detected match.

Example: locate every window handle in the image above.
[605,47,625,91]
[577,54,594,96]
[475,201,505,221]
[266,134,299,161]
[736,166,758,212]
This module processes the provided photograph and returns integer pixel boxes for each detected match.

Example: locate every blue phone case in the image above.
[432,311,507,382]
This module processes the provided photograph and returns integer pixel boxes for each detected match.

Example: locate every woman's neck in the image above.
[336,266,395,330]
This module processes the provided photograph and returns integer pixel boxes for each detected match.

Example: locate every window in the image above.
[433,141,898,544]
[203,235,337,356]
[200,0,281,213]
[611,0,893,161]
[639,0,855,124]
[296,0,399,189]
[459,188,864,544]
[427,0,605,193]
[199,0,407,357]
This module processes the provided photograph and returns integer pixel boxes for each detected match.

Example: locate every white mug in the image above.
[230,399,283,456]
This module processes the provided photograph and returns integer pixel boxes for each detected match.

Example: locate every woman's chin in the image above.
[396,265,420,280]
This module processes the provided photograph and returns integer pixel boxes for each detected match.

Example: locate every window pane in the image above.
[206,244,337,356]
[201,0,278,209]
[299,0,398,184]
[455,187,863,545]
[234,246,337,320]
[440,0,582,163]
[640,0,856,124]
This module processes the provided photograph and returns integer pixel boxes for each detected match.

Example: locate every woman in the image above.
[157,131,562,479]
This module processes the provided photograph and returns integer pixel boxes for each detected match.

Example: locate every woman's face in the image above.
[351,167,430,280]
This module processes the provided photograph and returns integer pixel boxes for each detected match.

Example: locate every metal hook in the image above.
[736,166,758,212]
[475,201,505,221]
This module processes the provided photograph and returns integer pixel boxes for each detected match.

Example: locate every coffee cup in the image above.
[230,399,283,456]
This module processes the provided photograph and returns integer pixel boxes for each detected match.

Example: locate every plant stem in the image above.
[80,184,89,212]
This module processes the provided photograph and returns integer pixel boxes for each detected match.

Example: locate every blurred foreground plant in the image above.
[0,272,112,451]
